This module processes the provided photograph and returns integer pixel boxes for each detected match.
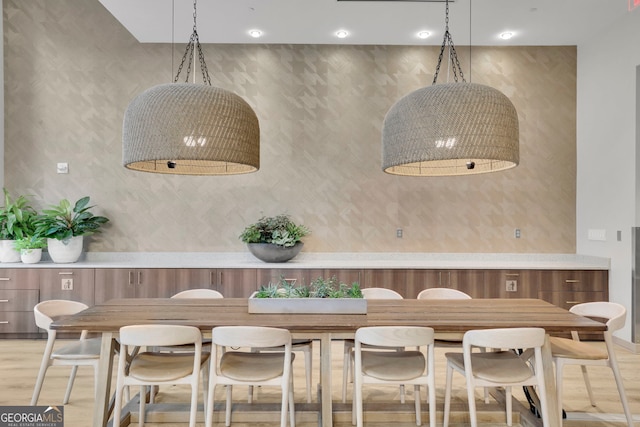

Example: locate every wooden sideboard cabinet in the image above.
[0,269,39,335]
[362,269,408,297]
[94,268,176,304]
[537,270,608,310]
[174,268,258,297]
[484,270,540,299]
[39,268,95,306]
[405,269,486,298]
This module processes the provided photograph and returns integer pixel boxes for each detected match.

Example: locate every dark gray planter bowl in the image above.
[247,242,304,263]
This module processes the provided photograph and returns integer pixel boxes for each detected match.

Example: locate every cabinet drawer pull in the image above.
[0,277,10,281]
[58,272,74,275]
[565,301,581,304]
[505,273,520,277]
[0,321,9,324]
[128,271,134,285]
[0,299,9,303]
[138,271,142,285]
[565,279,580,283]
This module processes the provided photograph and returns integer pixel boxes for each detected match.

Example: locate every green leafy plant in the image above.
[14,235,47,251]
[35,196,109,240]
[0,188,38,240]
[254,276,362,299]
[239,214,310,247]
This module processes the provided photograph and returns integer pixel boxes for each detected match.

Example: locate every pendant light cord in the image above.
[432,0,465,85]
[173,0,212,85]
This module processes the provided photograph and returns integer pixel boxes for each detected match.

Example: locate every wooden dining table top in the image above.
[51,297,606,334]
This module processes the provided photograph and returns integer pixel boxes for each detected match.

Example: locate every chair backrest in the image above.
[463,327,545,351]
[172,288,224,299]
[417,288,472,299]
[361,287,403,299]
[33,300,89,330]
[355,326,434,348]
[212,326,291,349]
[119,324,203,347]
[569,301,626,332]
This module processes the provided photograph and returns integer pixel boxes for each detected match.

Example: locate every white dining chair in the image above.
[443,327,550,427]
[417,287,471,300]
[113,324,209,427]
[550,301,634,426]
[31,300,101,406]
[352,326,436,427]
[342,287,404,403]
[206,326,295,427]
[172,288,225,299]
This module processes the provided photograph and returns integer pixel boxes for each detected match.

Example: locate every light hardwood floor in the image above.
[1,339,638,426]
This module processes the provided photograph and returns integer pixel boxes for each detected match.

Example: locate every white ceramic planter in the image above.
[0,240,21,263]
[47,236,83,263]
[248,297,367,314]
[20,248,42,264]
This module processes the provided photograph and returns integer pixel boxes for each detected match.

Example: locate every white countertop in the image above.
[1,252,610,270]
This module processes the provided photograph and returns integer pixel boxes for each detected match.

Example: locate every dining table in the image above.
[50,297,607,427]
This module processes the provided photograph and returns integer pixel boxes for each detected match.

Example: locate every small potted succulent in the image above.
[239,214,310,263]
[14,235,47,264]
[0,188,38,263]
[34,196,109,263]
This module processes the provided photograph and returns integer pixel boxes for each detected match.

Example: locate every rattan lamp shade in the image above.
[382,82,519,176]
[123,83,260,175]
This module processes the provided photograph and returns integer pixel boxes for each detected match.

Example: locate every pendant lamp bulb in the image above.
[122,0,260,175]
[381,0,519,176]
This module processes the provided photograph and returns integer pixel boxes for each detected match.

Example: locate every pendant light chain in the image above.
[432,0,465,85]
[173,0,212,85]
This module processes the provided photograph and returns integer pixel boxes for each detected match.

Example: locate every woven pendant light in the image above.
[381,0,518,176]
[122,0,259,175]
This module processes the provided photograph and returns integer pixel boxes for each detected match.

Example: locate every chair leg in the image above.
[413,385,421,426]
[443,363,453,427]
[304,345,312,403]
[205,380,215,427]
[189,381,199,427]
[62,365,79,404]
[506,386,512,426]
[579,365,597,406]
[466,381,478,427]
[400,384,406,404]
[608,353,635,427]
[342,342,351,403]
[225,385,233,427]
[428,378,436,427]
[555,360,565,422]
[289,373,296,427]
[31,336,55,406]
[139,385,146,426]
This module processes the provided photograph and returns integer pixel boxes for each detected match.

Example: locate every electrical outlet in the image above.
[514,229,521,239]
[506,280,517,292]
[396,228,403,238]
[57,162,69,174]
[61,278,73,291]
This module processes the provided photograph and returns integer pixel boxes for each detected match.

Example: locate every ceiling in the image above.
[99,0,633,46]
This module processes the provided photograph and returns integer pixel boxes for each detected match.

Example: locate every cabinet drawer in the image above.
[0,289,39,311]
[0,311,38,333]
[0,269,40,289]
[538,270,608,292]
[538,291,606,310]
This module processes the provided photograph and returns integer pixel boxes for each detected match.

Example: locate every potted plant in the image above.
[14,235,47,264]
[34,196,109,263]
[249,276,366,314]
[0,188,38,263]
[240,214,310,263]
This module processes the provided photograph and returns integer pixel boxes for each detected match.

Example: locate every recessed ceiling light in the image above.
[335,30,349,39]
[499,32,514,40]
[248,29,263,38]
[417,31,431,39]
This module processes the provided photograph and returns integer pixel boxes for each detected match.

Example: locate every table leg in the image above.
[93,332,115,427]
[541,334,560,427]
[319,334,333,427]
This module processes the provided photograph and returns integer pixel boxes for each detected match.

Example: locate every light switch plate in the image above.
[57,163,69,174]
[587,229,606,241]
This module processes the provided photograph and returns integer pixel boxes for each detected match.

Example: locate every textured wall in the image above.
[3,0,576,253]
